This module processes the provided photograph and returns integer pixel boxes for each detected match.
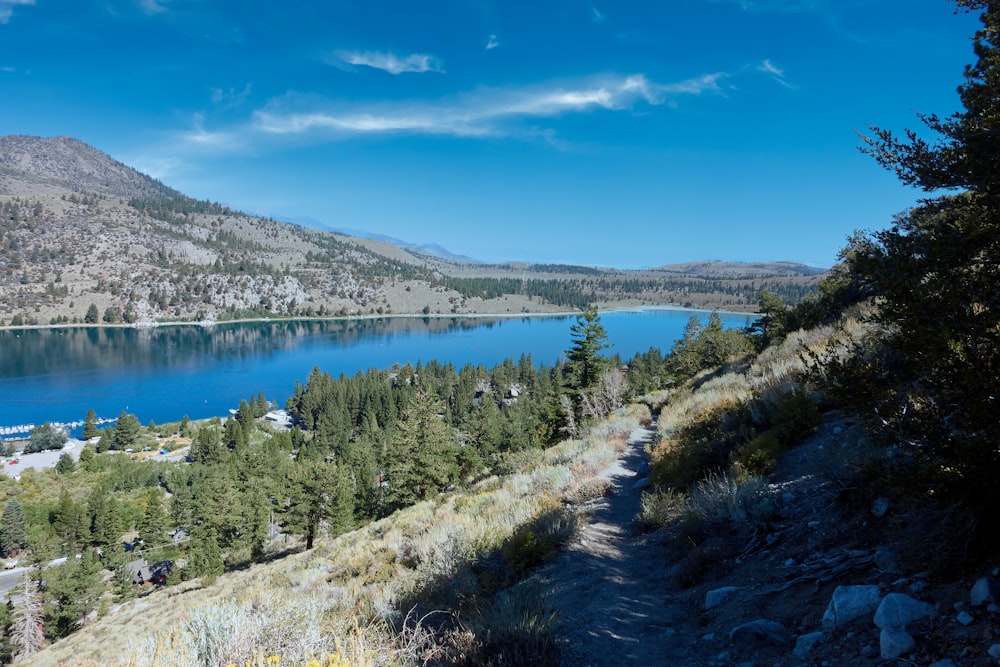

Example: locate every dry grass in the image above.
[25,411,645,667]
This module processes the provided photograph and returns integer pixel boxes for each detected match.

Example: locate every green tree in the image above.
[853,0,1000,509]
[0,598,14,665]
[138,488,167,546]
[565,306,610,391]
[112,411,142,449]
[283,461,354,550]
[84,303,99,324]
[82,408,100,440]
[752,290,788,349]
[0,499,27,557]
[42,549,103,637]
[185,525,224,581]
[384,391,459,512]
[53,488,86,549]
[25,422,67,453]
[55,453,76,475]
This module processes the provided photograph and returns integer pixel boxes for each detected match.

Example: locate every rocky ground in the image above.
[537,415,1000,667]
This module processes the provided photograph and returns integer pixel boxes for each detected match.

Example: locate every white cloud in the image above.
[0,0,34,24]
[332,50,444,75]
[486,34,499,50]
[138,0,168,14]
[180,113,243,150]
[1,66,14,73]
[756,59,795,88]
[251,72,727,139]
[717,0,823,11]
[590,6,605,23]
[210,83,252,108]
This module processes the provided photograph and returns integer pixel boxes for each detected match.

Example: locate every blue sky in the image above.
[0,0,980,269]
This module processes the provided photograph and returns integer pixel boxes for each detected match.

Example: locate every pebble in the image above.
[957,611,974,626]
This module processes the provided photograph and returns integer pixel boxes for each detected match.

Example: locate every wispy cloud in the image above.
[251,72,727,139]
[590,5,605,23]
[332,50,444,75]
[715,0,823,11]
[756,59,795,88]
[0,0,34,24]
[210,83,252,109]
[180,113,242,150]
[2,65,15,73]
[138,0,169,14]
[486,34,499,50]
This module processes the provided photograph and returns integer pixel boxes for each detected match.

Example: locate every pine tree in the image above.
[855,0,1000,507]
[82,409,100,440]
[565,306,610,391]
[0,499,27,557]
[384,391,459,512]
[138,488,167,546]
[185,526,224,581]
[283,461,355,550]
[112,411,141,449]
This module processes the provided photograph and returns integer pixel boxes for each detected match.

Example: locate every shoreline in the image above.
[0,303,757,334]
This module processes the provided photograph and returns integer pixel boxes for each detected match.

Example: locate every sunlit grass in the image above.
[27,410,645,667]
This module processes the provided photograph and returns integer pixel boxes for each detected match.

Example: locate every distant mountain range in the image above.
[272,214,483,264]
[0,135,825,326]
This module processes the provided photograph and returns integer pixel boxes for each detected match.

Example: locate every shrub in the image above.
[634,488,685,532]
[687,469,770,526]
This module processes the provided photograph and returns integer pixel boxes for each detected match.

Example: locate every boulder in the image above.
[874,593,934,629]
[793,631,824,657]
[729,619,791,649]
[705,586,743,610]
[970,576,1000,607]
[879,626,915,659]
[821,585,882,630]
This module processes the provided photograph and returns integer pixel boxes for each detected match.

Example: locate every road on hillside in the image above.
[0,556,69,601]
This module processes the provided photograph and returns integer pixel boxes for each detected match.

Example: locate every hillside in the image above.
[0,136,822,327]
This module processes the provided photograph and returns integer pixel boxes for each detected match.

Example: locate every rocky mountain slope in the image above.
[0,135,823,326]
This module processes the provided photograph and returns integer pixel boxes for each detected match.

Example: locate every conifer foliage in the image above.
[854,0,1000,507]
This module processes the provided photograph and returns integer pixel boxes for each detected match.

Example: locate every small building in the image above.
[126,558,151,585]
[126,558,173,585]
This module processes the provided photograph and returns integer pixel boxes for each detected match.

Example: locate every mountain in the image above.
[0,135,825,327]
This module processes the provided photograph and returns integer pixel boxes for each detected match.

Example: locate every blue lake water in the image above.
[0,309,753,433]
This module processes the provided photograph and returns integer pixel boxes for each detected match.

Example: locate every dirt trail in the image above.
[536,423,700,666]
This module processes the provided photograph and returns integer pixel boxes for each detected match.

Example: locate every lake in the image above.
[0,309,754,435]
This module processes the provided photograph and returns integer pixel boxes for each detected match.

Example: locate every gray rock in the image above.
[957,610,975,626]
[871,497,890,517]
[874,548,899,572]
[989,644,1000,662]
[821,585,882,630]
[928,659,957,667]
[729,619,791,648]
[632,477,650,491]
[879,626,915,659]
[874,592,934,629]
[793,631,824,657]
[705,586,743,610]
[970,576,1000,607]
